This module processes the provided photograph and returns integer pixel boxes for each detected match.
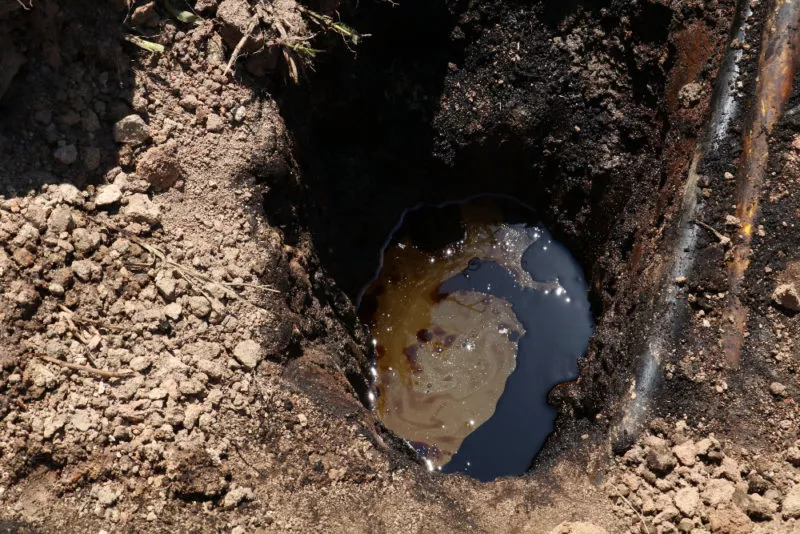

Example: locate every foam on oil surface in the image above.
[360,197,593,480]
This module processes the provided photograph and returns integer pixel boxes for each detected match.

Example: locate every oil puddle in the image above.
[359,197,593,481]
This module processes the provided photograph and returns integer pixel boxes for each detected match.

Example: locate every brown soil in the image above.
[2,0,800,532]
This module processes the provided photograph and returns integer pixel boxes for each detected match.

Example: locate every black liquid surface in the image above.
[361,197,593,481]
[439,237,593,480]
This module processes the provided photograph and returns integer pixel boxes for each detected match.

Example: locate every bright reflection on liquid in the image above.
[359,197,593,480]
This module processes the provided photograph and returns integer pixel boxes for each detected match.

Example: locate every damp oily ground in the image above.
[360,198,593,479]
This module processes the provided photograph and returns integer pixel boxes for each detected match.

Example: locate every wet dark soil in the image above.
[272,0,740,466]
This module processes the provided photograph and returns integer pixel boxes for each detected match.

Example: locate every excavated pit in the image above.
[2,0,776,528]
[269,0,688,479]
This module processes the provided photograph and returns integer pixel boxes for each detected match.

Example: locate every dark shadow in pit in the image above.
[266,0,679,481]
[0,1,136,196]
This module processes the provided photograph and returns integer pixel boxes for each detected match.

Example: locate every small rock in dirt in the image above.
[57,183,83,206]
[94,485,119,507]
[43,415,66,439]
[95,184,123,207]
[163,302,182,321]
[12,248,34,268]
[703,478,735,507]
[769,381,788,397]
[53,144,78,165]
[216,0,254,48]
[717,456,741,481]
[72,228,102,255]
[548,522,609,534]
[742,493,777,520]
[709,505,752,533]
[71,259,101,282]
[725,215,741,227]
[194,0,217,14]
[772,283,800,311]
[122,194,161,227]
[233,339,263,369]
[131,0,159,27]
[179,379,205,396]
[785,446,800,466]
[222,485,254,509]
[155,274,177,301]
[678,82,703,108]
[136,144,181,191]
[183,404,207,430]
[196,359,224,380]
[205,113,224,133]
[24,203,49,230]
[187,296,211,318]
[783,485,800,518]
[28,361,57,390]
[673,440,697,467]
[14,283,40,311]
[48,205,75,234]
[647,447,677,476]
[113,114,151,145]
[129,356,151,373]
[674,487,699,517]
[148,387,169,400]
[71,410,93,432]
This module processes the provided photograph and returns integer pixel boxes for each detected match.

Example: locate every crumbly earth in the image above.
[3,0,800,533]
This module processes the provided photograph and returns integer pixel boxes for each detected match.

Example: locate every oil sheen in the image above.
[359,197,593,481]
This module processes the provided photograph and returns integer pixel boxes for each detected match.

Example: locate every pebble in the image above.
[147,388,169,400]
[673,440,697,467]
[129,356,151,373]
[53,144,78,165]
[206,114,225,133]
[122,194,161,227]
[72,228,102,254]
[187,296,211,318]
[48,205,75,234]
[71,259,101,282]
[71,410,93,432]
[702,478,735,507]
[196,359,224,379]
[772,283,800,311]
[156,275,177,301]
[784,485,800,519]
[769,381,788,397]
[163,302,183,321]
[233,339,263,370]
[57,183,83,206]
[12,248,34,268]
[95,184,123,207]
[113,115,151,145]
[647,448,677,476]
[136,144,181,191]
[221,486,254,509]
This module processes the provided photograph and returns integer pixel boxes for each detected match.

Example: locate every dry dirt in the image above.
[3,0,800,532]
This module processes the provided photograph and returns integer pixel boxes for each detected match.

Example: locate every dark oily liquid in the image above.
[359,197,593,481]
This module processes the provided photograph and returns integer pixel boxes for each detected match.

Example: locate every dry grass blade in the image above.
[58,304,127,333]
[124,35,165,53]
[32,354,134,380]
[613,487,653,534]
[224,15,259,76]
[128,235,279,304]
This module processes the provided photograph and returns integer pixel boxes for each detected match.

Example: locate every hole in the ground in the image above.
[359,196,593,481]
